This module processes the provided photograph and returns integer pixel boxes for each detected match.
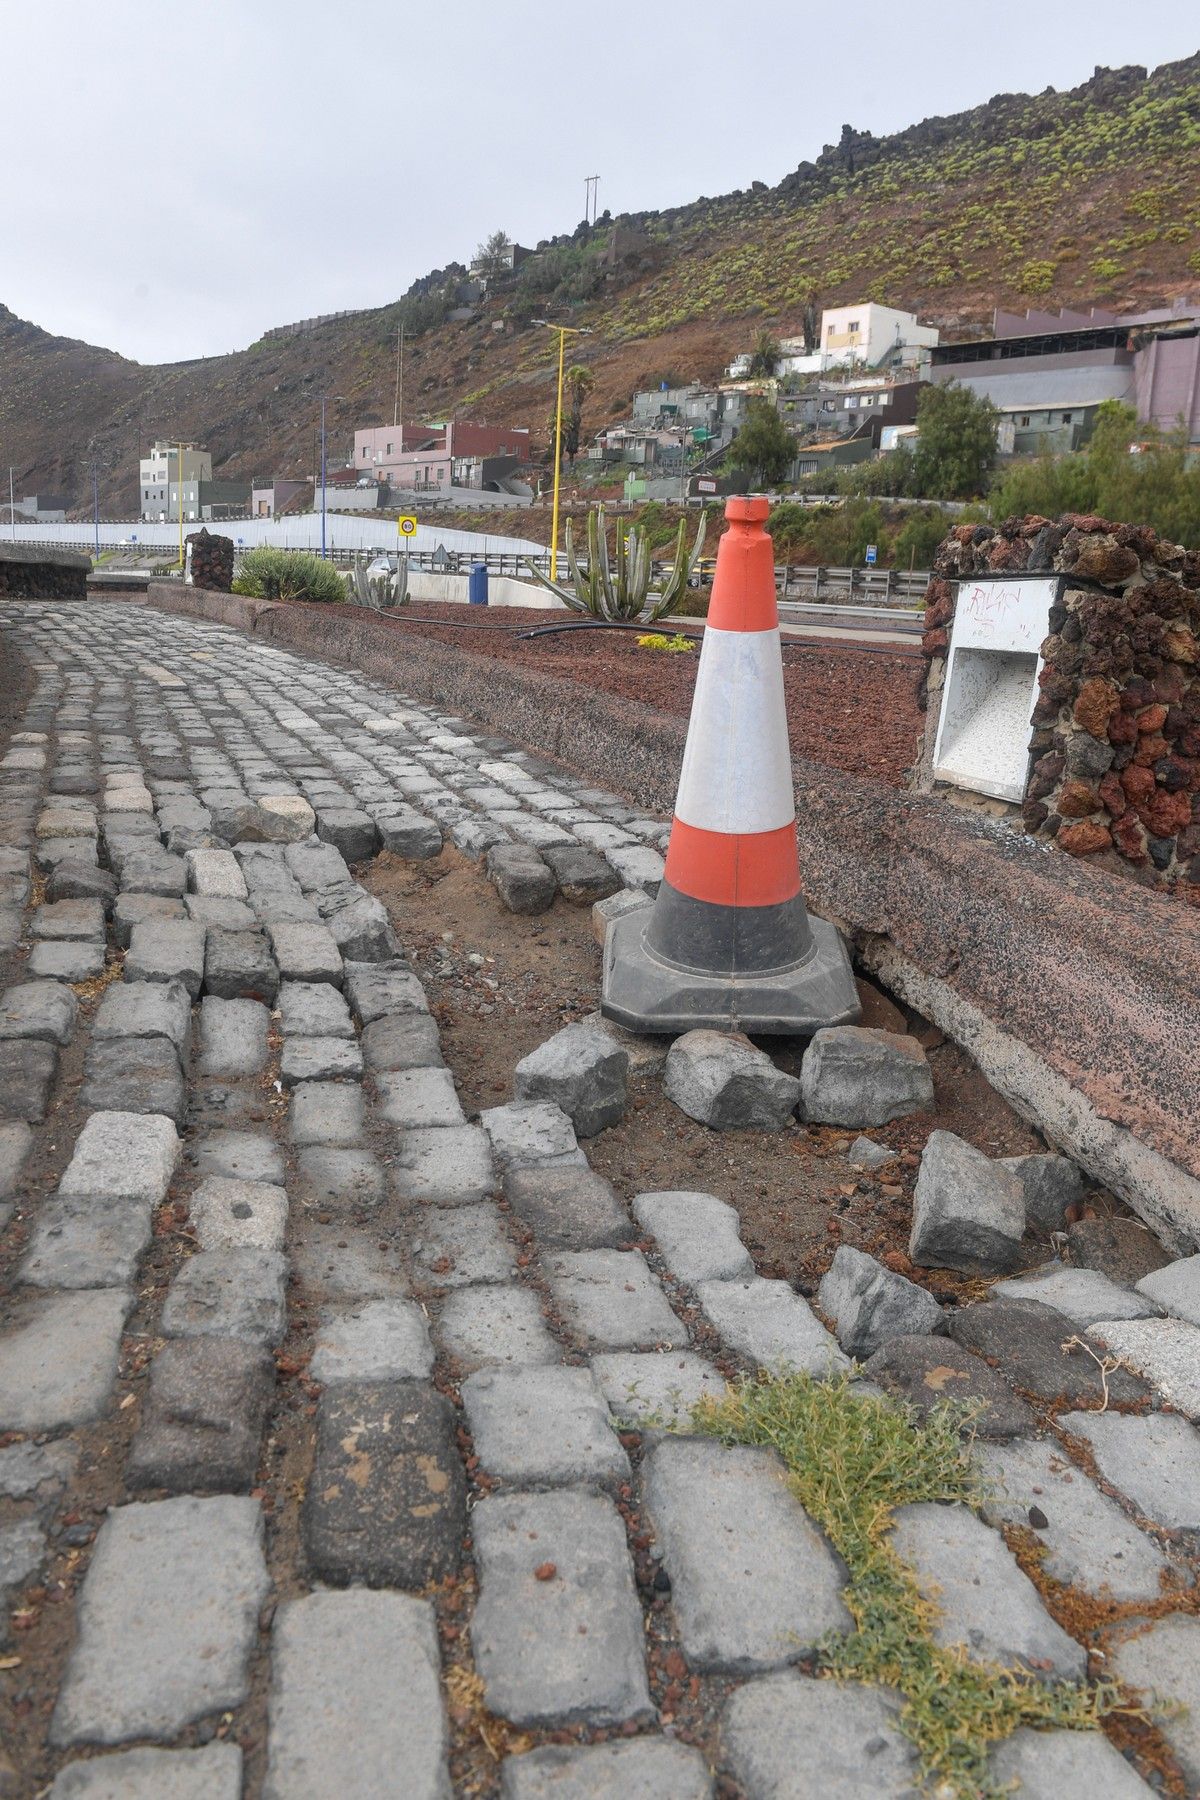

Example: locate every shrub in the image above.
[234,547,347,604]
[1019,259,1056,294]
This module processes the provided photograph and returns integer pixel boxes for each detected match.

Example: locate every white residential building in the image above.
[139,442,211,521]
[820,303,939,371]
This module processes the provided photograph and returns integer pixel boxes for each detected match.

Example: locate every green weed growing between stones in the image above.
[688,1371,1125,1799]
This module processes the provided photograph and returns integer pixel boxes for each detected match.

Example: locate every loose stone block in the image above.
[258,794,317,843]
[93,978,192,1052]
[278,979,354,1038]
[633,1189,753,1285]
[127,1338,275,1494]
[540,844,620,907]
[50,1495,269,1745]
[204,927,280,1003]
[471,1489,652,1726]
[989,1727,1155,1800]
[999,1152,1086,1234]
[593,1351,726,1430]
[664,1030,801,1131]
[644,1437,849,1672]
[437,1284,560,1371]
[296,1145,386,1210]
[49,1745,243,1800]
[120,848,188,897]
[344,959,429,1024]
[591,887,651,947]
[1067,1215,1171,1285]
[113,893,185,950]
[481,1100,583,1171]
[514,1019,629,1138]
[487,842,557,914]
[327,893,396,962]
[909,1130,1025,1273]
[799,1026,933,1127]
[547,1249,688,1351]
[697,1276,849,1374]
[391,1123,494,1205]
[361,1011,443,1071]
[32,897,106,940]
[197,995,270,1078]
[504,1164,632,1250]
[818,1245,944,1360]
[951,1299,1148,1407]
[317,807,380,862]
[81,1036,186,1127]
[309,1298,434,1384]
[280,1035,363,1086]
[59,1110,180,1204]
[304,1380,465,1587]
[46,861,116,910]
[376,1066,464,1128]
[1137,1253,1200,1327]
[0,978,78,1044]
[1113,1617,1200,1788]
[21,1194,151,1289]
[264,1591,448,1800]
[188,1176,288,1252]
[269,922,343,986]
[161,1248,288,1346]
[980,1436,1175,1602]
[1087,1316,1200,1419]
[0,1289,132,1431]
[377,805,443,859]
[0,1119,32,1197]
[864,1336,1036,1437]
[283,841,352,893]
[889,1503,1086,1676]
[722,1673,917,1800]
[412,1202,516,1287]
[1060,1409,1200,1531]
[125,919,206,998]
[0,1037,57,1121]
[501,1740,712,1800]
[994,1263,1160,1325]
[289,1080,365,1147]
[464,1365,630,1490]
[186,848,248,900]
[28,939,105,982]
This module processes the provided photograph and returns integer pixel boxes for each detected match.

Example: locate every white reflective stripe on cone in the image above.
[673,625,795,837]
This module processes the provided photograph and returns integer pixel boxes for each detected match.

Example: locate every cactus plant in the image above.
[348,553,409,609]
[526,506,707,624]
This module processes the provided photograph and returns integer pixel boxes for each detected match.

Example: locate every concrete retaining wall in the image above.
[133,582,1200,1245]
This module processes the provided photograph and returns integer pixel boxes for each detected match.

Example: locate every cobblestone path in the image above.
[0,603,1197,1798]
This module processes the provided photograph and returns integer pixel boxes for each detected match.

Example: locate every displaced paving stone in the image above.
[1137,1253,1200,1327]
[591,887,651,947]
[93,978,192,1052]
[504,1164,632,1250]
[799,1026,933,1127]
[344,959,429,1024]
[540,843,620,907]
[0,1037,57,1120]
[909,1130,1025,1273]
[376,1066,464,1127]
[412,1202,516,1287]
[722,1672,918,1800]
[21,1194,150,1289]
[49,1746,243,1799]
[437,1284,560,1371]
[633,1189,754,1285]
[50,1495,269,1746]
[264,1590,447,1800]
[547,1249,688,1351]
[464,1365,630,1490]
[471,1488,652,1726]
[197,995,270,1078]
[864,1336,1036,1437]
[32,897,106,940]
[0,1120,32,1198]
[258,794,317,843]
[593,1351,727,1430]
[45,860,116,909]
[605,842,664,893]
[979,1437,1176,1602]
[0,979,77,1044]
[361,1011,444,1071]
[1113,1617,1200,1788]
[950,1299,1149,1407]
[309,1298,434,1384]
[304,1380,465,1586]
[697,1276,849,1374]
[28,938,105,982]
[391,1123,495,1206]
[999,1153,1086,1234]
[1060,1409,1200,1531]
[280,1035,363,1086]
[125,918,206,998]
[188,1176,288,1252]
[377,805,443,859]
[1067,1215,1171,1285]
[267,920,343,986]
[317,807,380,861]
[0,1289,132,1431]
[481,1100,583,1171]
[889,1503,1086,1677]
[186,848,248,899]
[487,842,557,914]
[81,1036,186,1126]
[127,1338,275,1494]
[296,1146,386,1210]
[818,1245,944,1360]
[644,1437,850,1672]
[278,979,354,1038]
[289,1081,364,1147]
[204,927,280,1003]
[994,1263,1160,1325]
[113,893,185,949]
[514,1019,629,1138]
[501,1739,711,1800]
[327,893,396,962]
[161,1249,288,1346]
[664,1030,801,1131]
[1087,1317,1200,1420]
[59,1109,180,1204]
[120,848,189,898]
[989,1726,1154,1799]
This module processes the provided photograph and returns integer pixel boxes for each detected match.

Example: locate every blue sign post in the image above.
[865,543,878,566]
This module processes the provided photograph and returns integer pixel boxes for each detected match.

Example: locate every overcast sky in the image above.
[2,2,1195,366]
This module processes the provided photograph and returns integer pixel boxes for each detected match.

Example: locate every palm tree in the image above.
[562,365,596,465]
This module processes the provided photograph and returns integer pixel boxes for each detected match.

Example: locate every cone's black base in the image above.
[601,900,860,1037]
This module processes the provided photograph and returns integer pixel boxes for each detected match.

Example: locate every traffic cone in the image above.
[602,495,860,1035]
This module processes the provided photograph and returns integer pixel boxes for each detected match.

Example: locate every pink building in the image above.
[353,420,530,489]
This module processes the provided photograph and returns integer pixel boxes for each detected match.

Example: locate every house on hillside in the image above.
[726,304,938,380]
[138,441,249,522]
[353,421,532,493]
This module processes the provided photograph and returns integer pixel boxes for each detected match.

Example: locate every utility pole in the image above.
[584,175,600,226]
[7,467,14,540]
[392,324,405,431]
[93,464,100,557]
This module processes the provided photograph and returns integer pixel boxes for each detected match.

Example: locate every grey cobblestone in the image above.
[49,1745,244,1799]
[463,1365,630,1489]
[546,1248,689,1350]
[501,1740,712,1799]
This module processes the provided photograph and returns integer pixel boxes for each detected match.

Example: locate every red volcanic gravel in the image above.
[377,604,925,787]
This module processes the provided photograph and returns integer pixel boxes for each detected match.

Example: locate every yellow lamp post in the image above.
[534,320,591,582]
[177,441,186,570]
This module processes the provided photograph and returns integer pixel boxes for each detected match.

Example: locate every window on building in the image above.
[1019,415,1030,427]
[827,325,835,339]
[848,320,860,334]
[1062,412,1073,424]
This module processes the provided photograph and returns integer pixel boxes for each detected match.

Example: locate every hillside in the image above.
[3,51,1199,515]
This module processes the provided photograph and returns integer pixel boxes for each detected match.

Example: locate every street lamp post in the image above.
[319,395,344,561]
[534,320,591,582]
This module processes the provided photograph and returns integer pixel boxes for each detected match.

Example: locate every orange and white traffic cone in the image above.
[602,495,859,1035]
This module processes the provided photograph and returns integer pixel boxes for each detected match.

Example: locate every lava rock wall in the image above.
[922,514,1200,901]
[186,529,234,592]
[0,543,89,600]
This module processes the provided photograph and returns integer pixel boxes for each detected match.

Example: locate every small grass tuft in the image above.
[688,1372,1128,1799]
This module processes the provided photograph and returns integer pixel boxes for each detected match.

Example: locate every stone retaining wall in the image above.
[0,541,89,600]
[128,581,1200,1245]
